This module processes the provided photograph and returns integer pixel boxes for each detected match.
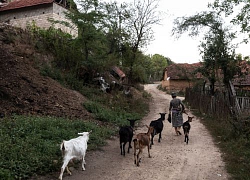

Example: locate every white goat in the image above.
[59,131,91,180]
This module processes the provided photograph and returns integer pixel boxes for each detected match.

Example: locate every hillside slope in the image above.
[0,24,90,119]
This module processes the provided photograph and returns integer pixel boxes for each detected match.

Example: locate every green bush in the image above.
[0,115,114,179]
[83,100,141,126]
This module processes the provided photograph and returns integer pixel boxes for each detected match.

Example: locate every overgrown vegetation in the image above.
[0,20,152,179]
[0,86,150,179]
[185,87,250,179]
[191,110,250,180]
[0,115,113,179]
[160,81,250,179]
[26,0,172,85]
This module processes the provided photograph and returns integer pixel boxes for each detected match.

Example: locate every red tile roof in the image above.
[0,0,54,12]
[165,63,202,80]
[166,60,250,85]
[233,60,250,86]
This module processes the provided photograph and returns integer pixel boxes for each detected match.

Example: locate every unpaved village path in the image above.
[62,83,230,180]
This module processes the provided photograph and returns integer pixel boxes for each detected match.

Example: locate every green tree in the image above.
[122,0,162,83]
[173,11,239,94]
[209,0,250,42]
[199,27,237,94]
[101,2,130,57]
[64,0,112,82]
[50,0,163,84]
[150,54,168,81]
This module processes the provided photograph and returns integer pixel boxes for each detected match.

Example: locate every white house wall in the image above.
[0,3,77,37]
[52,3,77,37]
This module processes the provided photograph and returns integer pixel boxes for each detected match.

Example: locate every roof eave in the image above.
[0,1,54,12]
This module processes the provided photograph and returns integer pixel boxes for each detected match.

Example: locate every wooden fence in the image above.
[185,87,250,120]
[185,89,232,120]
[236,96,250,114]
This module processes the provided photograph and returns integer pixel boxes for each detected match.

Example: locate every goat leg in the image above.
[81,155,86,171]
[66,166,71,175]
[133,141,137,165]
[127,142,132,154]
[147,145,151,158]
[120,143,122,155]
[59,158,71,180]
[158,132,162,142]
[123,143,126,156]
[185,134,189,144]
[150,133,154,149]
[136,153,140,166]
[136,149,143,166]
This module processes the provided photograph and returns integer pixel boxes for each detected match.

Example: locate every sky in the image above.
[76,0,250,64]
[143,0,250,64]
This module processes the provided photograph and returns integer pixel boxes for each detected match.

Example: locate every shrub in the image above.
[0,115,113,179]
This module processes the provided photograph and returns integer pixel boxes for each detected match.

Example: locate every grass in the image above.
[0,115,114,179]
[0,84,150,179]
[192,110,250,180]
[83,100,141,126]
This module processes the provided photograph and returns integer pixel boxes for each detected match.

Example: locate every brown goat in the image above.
[133,125,154,166]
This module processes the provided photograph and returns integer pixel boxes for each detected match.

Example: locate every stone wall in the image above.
[0,3,77,37]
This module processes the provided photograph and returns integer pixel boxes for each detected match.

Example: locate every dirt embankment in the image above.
[52,83,230,180]
[0,24,90,119]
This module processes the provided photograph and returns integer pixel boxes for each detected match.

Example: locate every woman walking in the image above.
[169,92,185,135]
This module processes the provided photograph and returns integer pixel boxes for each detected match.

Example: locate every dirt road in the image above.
[61,83,230,180]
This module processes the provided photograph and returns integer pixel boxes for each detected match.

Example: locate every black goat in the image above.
[149,113,166,148]
[119,119,138,156]
[183,116,194,144]
[0,113,4,118]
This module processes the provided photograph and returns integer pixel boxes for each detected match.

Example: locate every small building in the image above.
[162,60,250,94]
[161,63,202,93]
[232,60,250,91]
[0,0,77,37]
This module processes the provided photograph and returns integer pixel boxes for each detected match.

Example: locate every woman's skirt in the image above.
[171,111,183,127]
